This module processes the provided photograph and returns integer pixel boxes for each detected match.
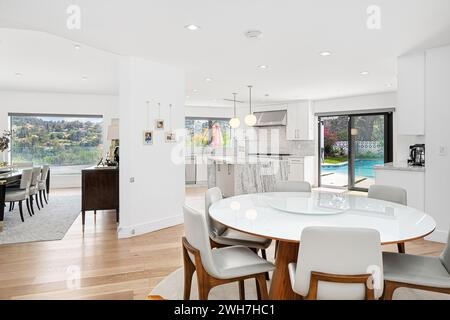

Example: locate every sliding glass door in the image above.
[319,112,393,191]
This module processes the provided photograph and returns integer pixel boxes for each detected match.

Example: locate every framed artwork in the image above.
[165,131,176,143]
[143,130,153,145]
[155,119,165,130]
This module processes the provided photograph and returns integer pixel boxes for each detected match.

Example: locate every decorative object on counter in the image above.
[143,130,153,145]
[244,85,257,126]
[155,102,165,130]
[0,130,11,167]
[165,103,176,143]
[229,93,241,129]
[408,144,425,167]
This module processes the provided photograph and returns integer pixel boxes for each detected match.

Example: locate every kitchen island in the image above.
[207,156,290,197]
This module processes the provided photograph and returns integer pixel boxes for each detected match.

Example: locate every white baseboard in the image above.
[117,214,184,239]
[425,229,449,243]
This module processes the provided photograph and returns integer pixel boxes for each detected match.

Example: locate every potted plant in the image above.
[0,130,11,167]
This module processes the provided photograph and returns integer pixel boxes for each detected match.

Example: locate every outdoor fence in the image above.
[335,141,383,154]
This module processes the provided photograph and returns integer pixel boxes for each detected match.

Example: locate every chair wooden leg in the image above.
[261,249,270,281]
[238,280,245,300]
[26,198,32,217]
[43,190,48,204]
[12,202,15,210]
[35,194,41,210]
[39,190,44,208]
[82,210,85,225]
[274,240,279,259]
[255,278,261,300]
[397,242,405,253]
[198,281,211,300]
[383,281,397,300]
[18,200,24,222]
[255,274,269,300]
[29,196,35,215]
[9,202,13,212]
[182,245,196,300]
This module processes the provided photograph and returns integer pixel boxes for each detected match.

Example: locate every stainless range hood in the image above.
[253,110,287,127]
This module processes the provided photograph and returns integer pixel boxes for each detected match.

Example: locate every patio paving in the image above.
[321,172,374,189]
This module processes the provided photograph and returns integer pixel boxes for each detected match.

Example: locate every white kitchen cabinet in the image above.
[287,102,314,140]
[397,52,425,135]
[288,156,314,184]
[374,168,425,211]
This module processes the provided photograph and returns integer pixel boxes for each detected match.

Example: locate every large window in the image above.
[9,114,103,175]
[185,118,231,149]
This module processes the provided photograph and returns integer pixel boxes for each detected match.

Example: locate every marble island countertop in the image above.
[208,155,289,164]
[374,162,425,172]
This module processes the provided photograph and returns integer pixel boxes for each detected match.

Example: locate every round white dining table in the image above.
[209,191,436,300]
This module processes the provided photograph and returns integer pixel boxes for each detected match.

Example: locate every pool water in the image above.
[321,159,384,178]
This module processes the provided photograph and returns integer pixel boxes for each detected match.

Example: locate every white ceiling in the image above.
[1,0,450,107]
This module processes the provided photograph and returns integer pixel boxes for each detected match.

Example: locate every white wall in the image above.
[425,45,450,243]
[186,105,233,119]
[118,57,185,238]
[0,90,119,188]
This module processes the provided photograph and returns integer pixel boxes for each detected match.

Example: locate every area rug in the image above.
[151,268,450,300]
[0,195,80,245]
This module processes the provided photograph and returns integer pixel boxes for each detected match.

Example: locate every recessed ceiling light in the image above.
[320,51,332,56]
[386,83,393,88]
[74,44,81,50]
[192,89,198,93]
[258,65,268,69]
[360,71,370,76]
[185,24,201,31]
[15,72,22,77]
[205,77,212,82]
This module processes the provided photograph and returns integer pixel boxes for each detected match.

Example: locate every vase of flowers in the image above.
[0,130,11,167]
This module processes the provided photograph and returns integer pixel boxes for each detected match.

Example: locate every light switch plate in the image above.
[439,145,448,156]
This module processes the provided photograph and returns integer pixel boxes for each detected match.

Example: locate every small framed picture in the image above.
[143,130,153,145]
[165,131,176,143]
[155,119,165,130]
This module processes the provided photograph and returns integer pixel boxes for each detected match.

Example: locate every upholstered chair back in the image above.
[368,185,407,205]
[205,187,227,236]
[183,205,220,277]
[294,226,383,300]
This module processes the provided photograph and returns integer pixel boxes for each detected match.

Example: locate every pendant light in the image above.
[244,85,257,126]
[229,93,241,129]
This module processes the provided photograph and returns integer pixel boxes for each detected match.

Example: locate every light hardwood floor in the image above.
[0,186,445,300]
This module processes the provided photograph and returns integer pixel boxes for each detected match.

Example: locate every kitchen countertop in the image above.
[208,155,288,164]
[374,162,425,172]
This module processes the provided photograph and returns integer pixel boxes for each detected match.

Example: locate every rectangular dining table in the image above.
[0,168,50,232]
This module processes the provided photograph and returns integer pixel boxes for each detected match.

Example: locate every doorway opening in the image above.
[318,112,393,191]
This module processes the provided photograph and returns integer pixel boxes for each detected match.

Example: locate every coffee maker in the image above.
[408,144,425,167]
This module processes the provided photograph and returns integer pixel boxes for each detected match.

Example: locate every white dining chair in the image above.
[275,181,312,193]
[28,167,42,214]
[273,180,312,257]
[37,165,50,207]
[5,169,33,222]
[368,184,407,253]
[382,231,450,299]
[288,226,383,300]
[205,187,271,256]
[182,205,275,300]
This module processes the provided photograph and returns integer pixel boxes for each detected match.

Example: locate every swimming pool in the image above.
[321,159,384,178]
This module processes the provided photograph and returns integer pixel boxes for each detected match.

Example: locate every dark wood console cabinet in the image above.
[81,167,119,225]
